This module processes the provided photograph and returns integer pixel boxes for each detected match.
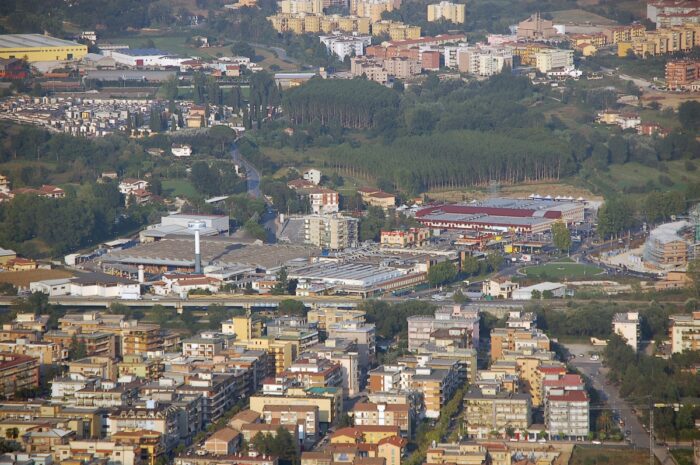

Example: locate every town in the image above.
[0,0,700,465]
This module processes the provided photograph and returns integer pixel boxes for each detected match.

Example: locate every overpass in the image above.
[0,294,362,310]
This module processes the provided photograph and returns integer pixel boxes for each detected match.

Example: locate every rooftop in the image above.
[0,34,84,49]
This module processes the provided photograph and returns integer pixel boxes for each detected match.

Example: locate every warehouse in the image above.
[415,198,584,234]
[101,237,317,275]
[106,48,189,68]
[0,34,88,62]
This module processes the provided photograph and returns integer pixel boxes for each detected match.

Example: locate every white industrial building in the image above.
[106,48,190,68]
[30,274,141,299]
[140,213,230,241]
[512,282,566,300]
[171,144,192,157]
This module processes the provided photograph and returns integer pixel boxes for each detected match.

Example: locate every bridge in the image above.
[0,294,362,310]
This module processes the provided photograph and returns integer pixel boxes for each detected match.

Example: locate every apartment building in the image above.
[283,358,343,390]
[463,386,531,438]
[68,357,117,381]
[603,23,646,43]
[44,331,117,358]
[413,345,478,385]
[304,214,359,250]
[0,339,65,365]
[118,355,164,380]
[304,339,360,396]
[666,60,700,89]
[670,312,700,353]
[54,440,141,465]
[407,314,479,352]
[371,21,421,40]
[352,402,412,436]
[308,309,366,331]
[490,327,550,361]
[425,442,510,465]
[535,49,574,73]
[328,322,376,377]
[410,366,458,419]
[249,388,341,424]
[182,337,226,359]
[320,34,372,60]
[427,1,466,23]
[350,57,389,83]
[0,353,40,399]
[262,404,320,443]
[352,0,401,22]
[108,403,182,451]
[612,312,640,350]
[268,13,371,35]
[279,0,324,14]
[545,390,589,439]
[221,314,264,342]
[618,24,700,57]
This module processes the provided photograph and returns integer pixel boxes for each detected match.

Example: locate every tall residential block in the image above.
[427,1,465,24]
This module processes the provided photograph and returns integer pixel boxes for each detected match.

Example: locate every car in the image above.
[592,440,601,445]
[590,355,599,361]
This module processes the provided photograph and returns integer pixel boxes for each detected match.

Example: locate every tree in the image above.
[678,101,700,132]
[278,299,306,316]
[462,255,479,276]
[531,289,542,300]
[597,197,636,238]
[688,258,700,296]
[231,41,257,60]
[551,221,572,254]
[68,335,87,361]
[271,266,289,295]
[427,261,457,287]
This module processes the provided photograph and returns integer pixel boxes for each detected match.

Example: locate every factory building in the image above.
[0,34,88,62]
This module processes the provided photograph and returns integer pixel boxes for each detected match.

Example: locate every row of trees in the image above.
[282,78,400,129]
[190,161,247,197]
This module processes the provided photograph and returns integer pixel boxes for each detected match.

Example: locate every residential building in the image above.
[545,390,589,439]
[328,322,376,379]
[642,221,694,268]
[0,353,39,399]
[482,279,519,299]
[279,0,324,14]
[320,34,373,60]
[221,314,264,342]
[380,228,431,248]
[54,440,140,465]
[68,357,117,381]
[352,0,402,22]
[411,366,458,419]
[425,442,509,465]
[670,312,700,353]
[604,23,647,43]
[307,309,365,331]
[357,188,396,209]
[249,387,341,424]
[352,402,412,436]
[171,144,192,157]
[490,327,550,361]
[463,386,531,439]
[261,404,320,443]
[427,2,465,23]
[108,403,182,451]
[612,312,640,350]
[666,59,700,89]
[203,427,240,455]
[304,338,361,396]
[304,214,359,250]
[535,49,574,73]
[303,169,322,185]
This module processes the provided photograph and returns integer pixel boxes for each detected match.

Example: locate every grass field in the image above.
[670,449,694,465]
[569,446,660,465]
[549,8,618,25]
[523,262,604,280]
[163,179,198,198]
[583,159,700,199]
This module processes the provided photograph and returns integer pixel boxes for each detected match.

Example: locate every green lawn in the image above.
[162,179,198,198]
[523,262,604,280]
[585,160,700,199]
[670,449,695,465]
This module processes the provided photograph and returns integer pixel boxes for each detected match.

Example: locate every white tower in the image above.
[188,220,206,274]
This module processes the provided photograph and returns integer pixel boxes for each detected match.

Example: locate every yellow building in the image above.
[0,34,88,62]
[307,308,366,331]
[621,24,700,57]
[427,1,466,24]
[222,314,263,342]
[235,337,295,374]
[249,390,339,424]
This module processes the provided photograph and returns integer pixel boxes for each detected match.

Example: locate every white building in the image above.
[320,34,372,61]
[427,1,466,23]
[535,49,574,73]
[118,178,149,195]
[457,46,513,76]
[442,44,469,68]
[612,311,640,350]
[141,213,230,241]
[171,144,192,157]
[512,282,566,300]
[303,169,322,185]
[30,275,141,300]
[107,49,190,68]
[545,390,589,439]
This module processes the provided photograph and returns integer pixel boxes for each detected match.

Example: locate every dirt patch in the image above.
[428,182,601,203]
[641,91,700,110]
[0,269,75,288]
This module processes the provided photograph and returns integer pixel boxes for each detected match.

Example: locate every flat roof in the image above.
[0,34,84,49]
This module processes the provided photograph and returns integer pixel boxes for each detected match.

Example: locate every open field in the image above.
[427,182,601,203]
[582,159,700,198]
[163,179,198,198]
[0,269,75,288]
[549,8,618,25]
[522,262,604,280]
[642,91,700,110]
[569,446,660,465]
[670,448,694,465]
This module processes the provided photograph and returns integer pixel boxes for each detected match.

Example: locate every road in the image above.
[230,142,278,242]
[564,343,677,465]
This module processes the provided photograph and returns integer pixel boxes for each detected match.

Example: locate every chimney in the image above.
[138,265,145,284]
[188,220,206,274]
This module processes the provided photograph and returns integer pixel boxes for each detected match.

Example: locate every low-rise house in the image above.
[204,427,241,455]
[171,144,192,157]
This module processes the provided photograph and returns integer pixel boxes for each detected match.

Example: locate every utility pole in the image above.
[649,398,654,465]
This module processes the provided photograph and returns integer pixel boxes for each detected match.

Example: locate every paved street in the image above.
[564,343,676,465]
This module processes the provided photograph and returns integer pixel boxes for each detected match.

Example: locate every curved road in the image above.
[231,143,277,242]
